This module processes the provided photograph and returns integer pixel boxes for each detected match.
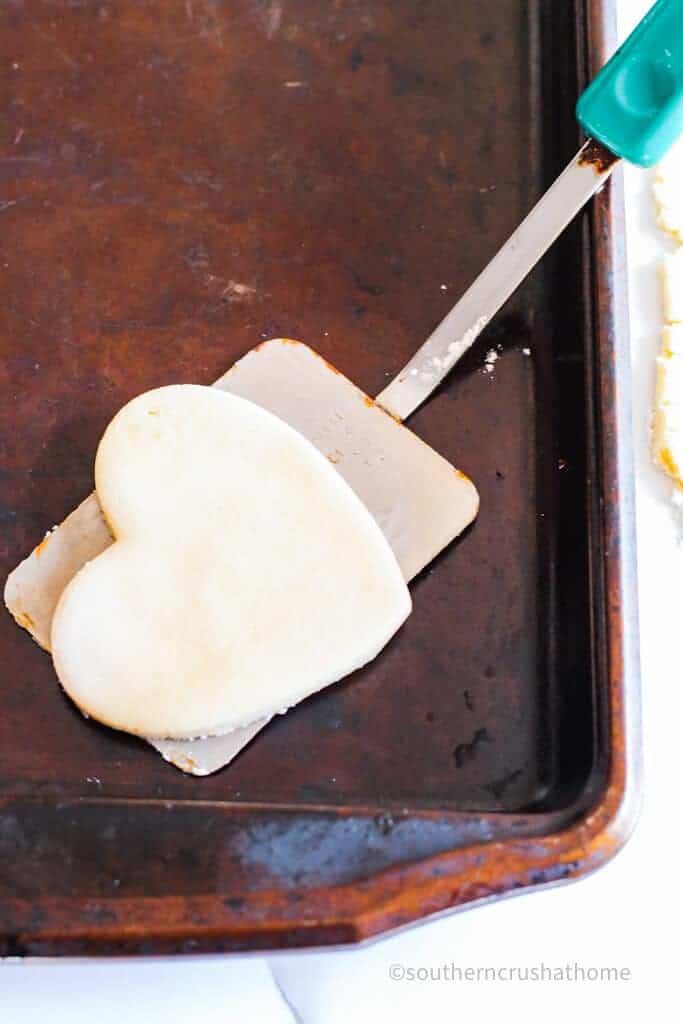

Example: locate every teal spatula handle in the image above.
[577,0,683,166]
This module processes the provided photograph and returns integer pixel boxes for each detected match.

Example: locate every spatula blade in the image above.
[5,340,478,774]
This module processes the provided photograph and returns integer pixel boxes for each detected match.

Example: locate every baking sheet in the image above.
[0,0,639,954]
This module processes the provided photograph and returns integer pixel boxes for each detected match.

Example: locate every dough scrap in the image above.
[652,145,683,493]
[654,136,683,242]
[660,249,683,325]
[653,324,683,486]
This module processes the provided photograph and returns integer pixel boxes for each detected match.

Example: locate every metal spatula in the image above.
[6,0,683,775]
[5,341,480,773]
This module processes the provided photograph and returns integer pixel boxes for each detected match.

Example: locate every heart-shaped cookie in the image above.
[51,385,411,739]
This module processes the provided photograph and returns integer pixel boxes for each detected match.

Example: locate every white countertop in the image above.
[2,2,677,1020]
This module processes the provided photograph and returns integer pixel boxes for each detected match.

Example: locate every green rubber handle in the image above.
[577,0,683,166]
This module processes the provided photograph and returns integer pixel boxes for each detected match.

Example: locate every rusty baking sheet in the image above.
[0,0,640,954]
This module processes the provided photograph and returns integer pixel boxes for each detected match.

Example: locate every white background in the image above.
[2,1,679,1020]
